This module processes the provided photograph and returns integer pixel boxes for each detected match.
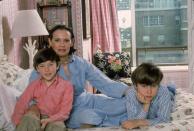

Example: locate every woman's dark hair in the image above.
[33,48,60,70]
[48,25,76,55]
[131,63,163,86]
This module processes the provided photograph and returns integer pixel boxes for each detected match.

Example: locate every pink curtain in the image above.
[90,0,121,54]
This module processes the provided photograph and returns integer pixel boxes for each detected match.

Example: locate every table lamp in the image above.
[11,9,48,68]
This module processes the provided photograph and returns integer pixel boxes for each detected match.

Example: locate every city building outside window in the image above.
[116,0,188,66]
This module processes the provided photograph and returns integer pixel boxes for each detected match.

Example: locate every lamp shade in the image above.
[11,9,48,38]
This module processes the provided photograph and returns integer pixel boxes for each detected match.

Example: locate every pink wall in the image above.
[2,0,20,65]
[161,69,189,92]
[2,0,36,68]
[83,39,92,62]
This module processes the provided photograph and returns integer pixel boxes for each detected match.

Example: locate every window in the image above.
[158,35,165,43]
[143,35,150,42]
[136,0,177,9]
[116,0,188,66]
[143,16,164,26]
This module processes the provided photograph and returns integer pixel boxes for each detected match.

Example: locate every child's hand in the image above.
[40,118,52,130]
[136,92,150,104]
[136,92,151,112]
[121,119,149,129]
[26,105,40,118]
[121,120,135,129]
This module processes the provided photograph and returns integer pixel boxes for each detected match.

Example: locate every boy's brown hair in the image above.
[131,63,163,86]
[33,48,60,70]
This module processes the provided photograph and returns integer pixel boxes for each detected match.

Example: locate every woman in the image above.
[29,25,129,128]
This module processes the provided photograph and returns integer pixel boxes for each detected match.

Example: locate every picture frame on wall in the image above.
[40,0,65,5]
[42,7,69,30]
[82,0,91,39]
[37,1,72,31]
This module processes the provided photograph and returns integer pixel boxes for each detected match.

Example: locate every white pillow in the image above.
[0,61,23,86]
[12,69,33,92]
[0,81,20,131]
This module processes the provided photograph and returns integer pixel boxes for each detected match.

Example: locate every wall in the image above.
[71,0,92,61]
[1,0,36,68]
[1,0,20,65]
[161,66,189,92]
[83,39,92,62]
[188,0,194,94]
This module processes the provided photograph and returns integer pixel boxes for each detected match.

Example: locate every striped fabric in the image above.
[126,85,174,126]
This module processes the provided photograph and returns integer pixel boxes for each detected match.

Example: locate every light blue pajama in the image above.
[125,86,174,126]
[69,85,174,128]
[29,55,129,128]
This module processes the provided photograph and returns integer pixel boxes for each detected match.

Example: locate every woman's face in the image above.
[49,29,73,57]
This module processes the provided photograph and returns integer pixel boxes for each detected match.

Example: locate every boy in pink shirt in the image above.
[12,48,73,131]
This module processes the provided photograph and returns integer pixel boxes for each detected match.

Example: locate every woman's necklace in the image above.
[60,60,69,65]
[60,56,69,65]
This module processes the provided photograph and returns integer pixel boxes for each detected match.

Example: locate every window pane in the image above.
[138,49,188,65]
[116,0,188,66]
[116,0,132,51]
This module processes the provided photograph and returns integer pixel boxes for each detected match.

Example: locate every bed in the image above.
[0,57,194,131]
[71,88,194,131]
